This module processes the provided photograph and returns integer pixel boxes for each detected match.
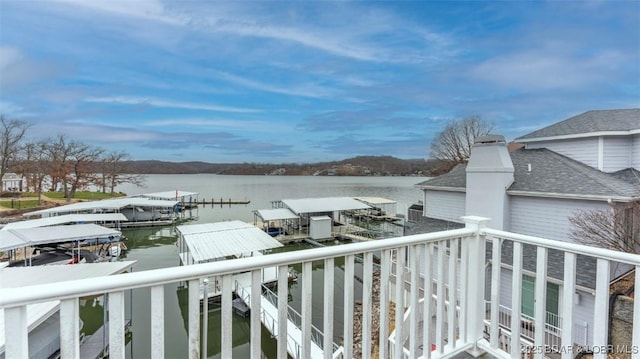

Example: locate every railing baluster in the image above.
[436,241,445,353]
[186,279,200,359]
[108,290,126,359]
[534,247,548,359]
[202,279,209,358]
[459,237,469,343]
[362,251,374,359]
[4,305,28,358]
[323,257,335,359]
[150,285,165,358]
[490,237,502,350]
[409,245,419,359]
[221,274,233,358]
[448,238,458,350]
[561,252,576,359]
[510,242,523,359]
[423,243,433,359]
[380,249,392,359]
[344,254,355,359]
[593,259,610,359]
[633,265,640,359]
[277,265,289,359]
[301,261,313,359]
[250,269,262,359]
[60,298,80,358]
[394,246,406,359]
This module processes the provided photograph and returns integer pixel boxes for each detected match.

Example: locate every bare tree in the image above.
[14,140,49,205]
[429,116,493,166]
[97,151,146,194]
[570,202,640,253]
[45,135,104,202]
[0,115,31,193]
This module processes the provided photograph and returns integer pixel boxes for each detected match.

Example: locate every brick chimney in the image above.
[465,135,514,230]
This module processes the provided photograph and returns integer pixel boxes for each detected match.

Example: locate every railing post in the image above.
[461,216,490,357]
[4,305,28,358]
[60,298,80,359]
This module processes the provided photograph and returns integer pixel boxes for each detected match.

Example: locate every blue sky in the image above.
[1,1,638,163]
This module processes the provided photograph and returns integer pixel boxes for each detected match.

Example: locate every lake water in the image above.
[82,175,425,358]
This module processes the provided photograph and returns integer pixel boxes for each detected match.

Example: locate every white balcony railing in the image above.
[2,216,640,359]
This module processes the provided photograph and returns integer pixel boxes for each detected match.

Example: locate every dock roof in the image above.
[255,208,300,221]
[177,220,283,263]
[23,197,178,217]
[136,190,199,200]
[281,197,370,215]
[353,197,397,205]
[2,213,128,230]
[0,224,121,251]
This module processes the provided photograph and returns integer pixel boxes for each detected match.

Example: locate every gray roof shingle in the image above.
[416,148,640,199]
[516,109,640,141]
[415,164,466,189]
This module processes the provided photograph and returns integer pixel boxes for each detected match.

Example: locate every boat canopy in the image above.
[255,208,299,222]
[353,196,397,205]
[135,190,199,201]
[23,198,179,218]
[0,224,122,251]
[281,196,371,215]
[2,213,128,230]
[177,220,283,263]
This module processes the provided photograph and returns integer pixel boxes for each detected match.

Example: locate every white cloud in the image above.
[143,118,291,133]
[85,96,261,113]
[209,70,336,99]
[57,0,186,25]
[469,49,627,91]
[0,46,66,92]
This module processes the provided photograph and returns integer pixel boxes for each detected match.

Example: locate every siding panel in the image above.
[632,134,640,169]
[603,136,631,172]
[425,190,465,223]
[509,196,609,242]
[527,138,598,169]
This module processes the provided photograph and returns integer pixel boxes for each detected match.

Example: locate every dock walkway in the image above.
[79,319,132,359]
[234,282,342,359]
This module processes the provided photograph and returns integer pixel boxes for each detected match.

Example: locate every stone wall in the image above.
[611,294,634,359]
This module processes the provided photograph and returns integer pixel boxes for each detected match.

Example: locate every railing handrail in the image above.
[0,227,474,308]
[484,228,640,265]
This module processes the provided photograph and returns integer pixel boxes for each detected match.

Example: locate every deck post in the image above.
[461,216,490,357]
[4,306,28,358]
[60,298,80,358]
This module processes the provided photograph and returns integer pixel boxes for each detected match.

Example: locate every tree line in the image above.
[0,115,145,203]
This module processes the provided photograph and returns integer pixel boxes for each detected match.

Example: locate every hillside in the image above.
[126,156,446,176]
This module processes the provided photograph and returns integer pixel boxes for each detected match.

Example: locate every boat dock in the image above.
[176,221,285,299]
[191,198,251,206]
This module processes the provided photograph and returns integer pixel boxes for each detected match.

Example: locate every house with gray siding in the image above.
[415,108,640,347]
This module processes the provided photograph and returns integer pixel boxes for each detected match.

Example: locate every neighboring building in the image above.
[415,108,640,347]
[1,172,23,192]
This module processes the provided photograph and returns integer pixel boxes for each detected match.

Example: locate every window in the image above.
[521,275,560,326]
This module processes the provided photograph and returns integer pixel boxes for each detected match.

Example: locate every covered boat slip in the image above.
[1,213,128,230]
[0,224,123,265]
[252,208,300,238]
[176,221,283,299]
[22,197,181,227]
[267,196,379,240]
[134,190,200,209]
[0,261,136,358]
[352,196,399,218]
